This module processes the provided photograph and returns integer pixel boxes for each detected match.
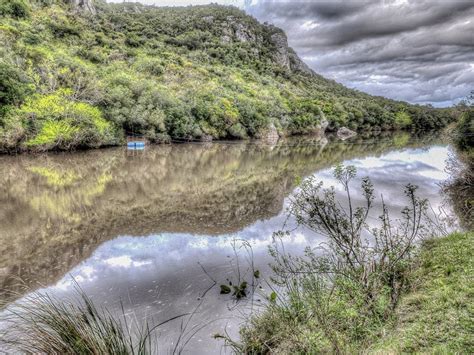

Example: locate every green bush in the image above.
[133,57,164,76]
[0,62,33,117]
[395,111,413,128]
[103,74,171,139]
[13,89,114,150]
[0,0,30,18]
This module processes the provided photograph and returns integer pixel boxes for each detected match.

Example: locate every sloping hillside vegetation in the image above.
[0,0,454,152]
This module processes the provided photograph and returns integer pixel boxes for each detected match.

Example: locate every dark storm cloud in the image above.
[246,0,474,106]
[250,1,371,20]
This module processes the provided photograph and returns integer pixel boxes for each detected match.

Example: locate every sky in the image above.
[108,0,474,107]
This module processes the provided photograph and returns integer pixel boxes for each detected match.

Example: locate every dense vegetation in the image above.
[0,0,455,152]
[444,99,473,230]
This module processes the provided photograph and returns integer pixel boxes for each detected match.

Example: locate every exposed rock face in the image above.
[190,13,313,75]
[337,127,357,140]
[289,48,314,76]
[220,16,260,44]
[200,134,213,142]
[269,29,290,69]
[66,0,96,14]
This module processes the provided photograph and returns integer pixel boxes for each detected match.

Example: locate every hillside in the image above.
[0,0,454,152]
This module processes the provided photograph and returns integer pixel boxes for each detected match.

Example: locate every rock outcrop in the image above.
[219,16,261,44]
[267,27,291,69]
[215,18,312,75]
[260,123,280,144]
[316,117,329,135]
[337,127,357,140]
[66,0,96,14]
[289,48,314,76]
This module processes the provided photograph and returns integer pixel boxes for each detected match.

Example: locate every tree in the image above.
[0,63,32,117]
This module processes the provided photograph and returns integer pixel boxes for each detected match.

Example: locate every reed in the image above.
[1,285,156,354]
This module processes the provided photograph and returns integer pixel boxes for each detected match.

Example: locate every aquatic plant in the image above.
[1,287,155,354]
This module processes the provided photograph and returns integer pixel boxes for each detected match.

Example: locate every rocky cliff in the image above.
[66,0,96,14]
[215,17,314,75]
[100,2,314,76]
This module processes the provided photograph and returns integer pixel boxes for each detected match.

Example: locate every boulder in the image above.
[337,127,357,140]
[260,123,280,144]
[200,134,213,142]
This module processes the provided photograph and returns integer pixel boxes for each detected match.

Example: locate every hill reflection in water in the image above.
[0,132,445,303]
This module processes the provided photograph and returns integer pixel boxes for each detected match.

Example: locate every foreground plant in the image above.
[0,285,185,354]
[237,165,443,353]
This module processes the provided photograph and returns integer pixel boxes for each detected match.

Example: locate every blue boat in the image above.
[127,141,146,150]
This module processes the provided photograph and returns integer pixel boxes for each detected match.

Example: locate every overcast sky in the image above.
[108,0,474,107]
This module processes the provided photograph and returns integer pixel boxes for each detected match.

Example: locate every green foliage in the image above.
[395,111,413,128]
[0,62,33,117]
[13,89,114,150]
[287,98,323,134]
[455,109,474,151]
[0,0,457,152]
[0,0,30,19]
[26,119,78,147]
[133,56,164,76]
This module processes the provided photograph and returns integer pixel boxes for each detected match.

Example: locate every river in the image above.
[0,132,456,353]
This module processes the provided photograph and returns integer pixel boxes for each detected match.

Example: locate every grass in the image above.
[0,286,162,354]
[237,232,474,354]
[370,231,474,354]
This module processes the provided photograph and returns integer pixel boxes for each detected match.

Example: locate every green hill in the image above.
[0,0,454,152]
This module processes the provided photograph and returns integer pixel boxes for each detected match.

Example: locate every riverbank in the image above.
[238,231,474,354]
[370,231,474,353]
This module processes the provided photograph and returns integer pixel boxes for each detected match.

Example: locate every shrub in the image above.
[235,96,269,137]
[395,111,413,129]
[0,62,32,117]
[455,109,474,151]
[0,0,30,19]
[238,165,440,353]
[14,89,114,150]
[164,103,198,139]
[26,120,79,147]
[103,74,170,138]
[47,15,81,38]
[133,57,165,76]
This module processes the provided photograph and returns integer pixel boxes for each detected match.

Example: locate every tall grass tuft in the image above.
[0,286,157,354]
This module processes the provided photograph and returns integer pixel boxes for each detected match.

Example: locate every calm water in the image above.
[0,132,455,353]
